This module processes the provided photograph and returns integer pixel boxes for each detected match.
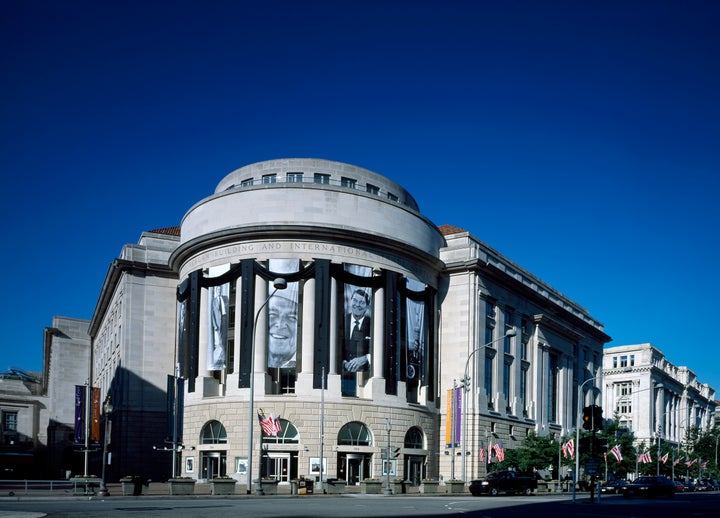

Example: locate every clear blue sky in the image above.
[2,1,718,393]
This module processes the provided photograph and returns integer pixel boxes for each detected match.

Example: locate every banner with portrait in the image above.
[267,259,300,369]
[341,265,373,396]
[405,281,425,381]
[207,281,230,371]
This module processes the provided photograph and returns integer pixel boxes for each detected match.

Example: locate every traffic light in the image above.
[582,406,593,430]
[592,405,603,432]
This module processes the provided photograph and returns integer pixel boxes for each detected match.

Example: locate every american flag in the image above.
[660,452,669,464]
[700,461,707,469]
[610,444,623,462]
[493,442,505,463]
[638,452,652,464]
[562,439,574,459]
[479,445,485,462]
[258,410,282,436]
[685,458,697,467]
[673,457,681,466]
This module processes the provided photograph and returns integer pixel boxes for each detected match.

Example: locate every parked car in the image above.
[674,480,687,492]
[601,479,629,494]
[623,476,676,499]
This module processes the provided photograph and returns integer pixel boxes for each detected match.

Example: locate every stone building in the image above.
[67,158,611,486]
[602,343,716,450]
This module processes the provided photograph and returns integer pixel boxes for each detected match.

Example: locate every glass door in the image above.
[200,451,226,481]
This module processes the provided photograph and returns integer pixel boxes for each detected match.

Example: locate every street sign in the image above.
[584,458,600,475]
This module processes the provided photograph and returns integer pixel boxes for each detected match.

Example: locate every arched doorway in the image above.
[403,426,426,486]
[261,418,299,484]
[337,421,372,485]
[199,420,227,481]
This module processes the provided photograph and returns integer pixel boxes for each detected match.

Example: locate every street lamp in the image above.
[247,278,287,495]
[573,375,599,504]
[99,396,113,496]
[384,418,392,495]
[460,327,517,482]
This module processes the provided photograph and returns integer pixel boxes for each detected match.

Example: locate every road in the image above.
[0,492,718,518]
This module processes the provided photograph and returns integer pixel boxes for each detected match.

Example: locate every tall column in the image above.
[329,278,338,375]
[301,279,315,372]
[655,384,665,438]
[372,286,384,379]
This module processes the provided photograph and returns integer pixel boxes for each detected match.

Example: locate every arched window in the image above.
[403,426,424,449]
[200,420,227,444]
[262,419,299,444]
[337,421,372,446]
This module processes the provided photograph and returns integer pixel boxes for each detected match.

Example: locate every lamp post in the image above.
[573,375,599,504]
[98,396,113,496]
[460,327,517,482]
[247,277,287,495]
[384,418,392,495]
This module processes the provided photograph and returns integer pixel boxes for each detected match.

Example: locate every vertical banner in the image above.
[445,387,462,448]
[341,264,372,397]
[208,282,230,370]
[74,385,85,442]
[267,259,300,369]
[405,295,424,380]
[454,386,462,447]
[91,387,101,442]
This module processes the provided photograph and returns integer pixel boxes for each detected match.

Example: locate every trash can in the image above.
[305,479,314,494]
[132,476,143,496]
[291,480,299,495]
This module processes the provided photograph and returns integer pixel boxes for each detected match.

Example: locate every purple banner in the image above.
[454,386,462,446]
[74,385,85,442]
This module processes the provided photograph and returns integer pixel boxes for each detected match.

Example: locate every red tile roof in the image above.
[147,226,181,237]
[437,224,467,236]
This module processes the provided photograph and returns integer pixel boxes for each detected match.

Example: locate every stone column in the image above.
[301,278,315,372]
[372,286,384,379]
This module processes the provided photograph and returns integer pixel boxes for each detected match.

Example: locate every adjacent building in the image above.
[602,343,716,450]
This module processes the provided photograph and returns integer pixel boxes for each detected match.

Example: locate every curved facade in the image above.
[170,159,446,487]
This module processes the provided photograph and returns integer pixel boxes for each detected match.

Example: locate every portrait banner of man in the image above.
[267,259,299,369]
[341,264,373,396]
[207,282,229,371]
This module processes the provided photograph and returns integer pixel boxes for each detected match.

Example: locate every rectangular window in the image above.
[240,178,253,187]
[2,411,17,432]
[286,172,303,183]
[548,355,558,423]
[387,192,398,201]
[620,355,628,368]
[503,361,511,410]
[262,174,277,184]
[613,356,618,368]
[366,183,379,195]
[314,173,330,184]
[503,308,514,353]
[484,355,494,409]
[629,354,635,366]
[340,177,356,188]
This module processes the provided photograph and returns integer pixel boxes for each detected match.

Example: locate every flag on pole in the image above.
[700,460,707,469]
[673,457,681,466]
[258,410,282,436]
[610,444,623,462]
[479,443,485,462]
[684,459,697,467]
[562,439,575,459]
[660,452,669,464]
[493,441,505,462]
[638,452,652,464]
